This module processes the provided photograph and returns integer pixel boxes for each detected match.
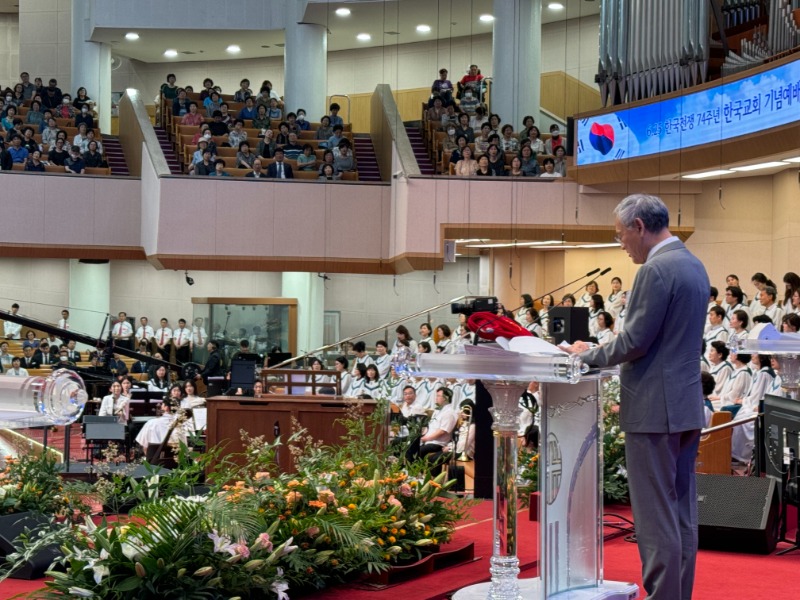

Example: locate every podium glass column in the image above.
[416,353,638,600]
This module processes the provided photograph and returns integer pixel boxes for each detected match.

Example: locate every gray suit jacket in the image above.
[581,239,709,434]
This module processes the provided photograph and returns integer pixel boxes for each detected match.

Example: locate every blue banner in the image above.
[576,58,800,166]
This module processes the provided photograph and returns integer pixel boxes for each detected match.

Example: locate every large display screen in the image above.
[575,57,800,166]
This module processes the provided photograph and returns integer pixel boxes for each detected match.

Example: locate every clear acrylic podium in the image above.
[417,351,638,600]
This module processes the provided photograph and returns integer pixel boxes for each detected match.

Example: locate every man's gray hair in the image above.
[614,193,670,233]
[764,286,777,300]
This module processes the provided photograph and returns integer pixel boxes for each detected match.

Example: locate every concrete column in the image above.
[281,272,324,357]
[491,0,541,128]
[68,260,111,348]
[71,0,112,133]
[283,1,327,119]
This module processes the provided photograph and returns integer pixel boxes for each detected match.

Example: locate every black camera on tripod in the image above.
[451,297,498,316]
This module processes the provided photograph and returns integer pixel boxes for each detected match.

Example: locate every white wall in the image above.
[18,0,72,95]
[111,15,600,101]
[323,257,482,345]
[0,14,19,87]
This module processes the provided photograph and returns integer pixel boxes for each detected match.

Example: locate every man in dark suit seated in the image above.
[266,148,293,179]
[21,346,41,369]
[33,342,54,367]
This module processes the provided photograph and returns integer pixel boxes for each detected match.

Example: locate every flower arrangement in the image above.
[2,399,473,597]
[0,453,89,519]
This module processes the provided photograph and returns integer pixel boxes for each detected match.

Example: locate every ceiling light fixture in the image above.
[163,49,178,58]
[682,169,735,179]
[730,161,792,172]
[479,14,495,23]
[226,44,241,54]
[548,2,565,9]
[416,24,431,33]
[356,33,372,41]
[335,7,351,17]
[124,32,140,41]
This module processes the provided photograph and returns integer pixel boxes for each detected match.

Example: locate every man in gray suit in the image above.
[569,193,709,600]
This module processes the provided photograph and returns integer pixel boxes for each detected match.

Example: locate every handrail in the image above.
[269,294,476,369]
[700,413,758,435]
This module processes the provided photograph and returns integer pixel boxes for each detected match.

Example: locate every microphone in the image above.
[509,267,604,317]
[599,267,612,276]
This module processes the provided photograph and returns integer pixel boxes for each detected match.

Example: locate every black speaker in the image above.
[548,307,590,345]
[565,116,575,156]
[0,512,62,579]
[696,474,779,554]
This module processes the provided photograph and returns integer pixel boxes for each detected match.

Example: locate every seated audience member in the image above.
[147,365,171,392]
[458,88,480,115]
[191,147,214,176]
[317,149,336,175]
[318,163,341,181]
[538,157,562,178]
[316,116,333,143]
[458,63,483,96]
[252,104,270,131]
[297,144,317,171]
[759,285,785,324]
[326,124,345,152]
[518,115,535,141]
[233,78,253,103]
[284,112,302,134]
[47,138,69,166]
[545,124,567,155]
[485,144,505,176]
[73,87,93,112]
[427,97,447,123]
[281,133,304,160]
[7,135,28,163]
[181,102,205,126]
[526,126,546,154]
[25,149,46,171]
[83,141,106,168]
[55,94,76,119]
[218,103,233,128]
[64,145,86,174]
[99,381,130,423]
[198,78,215,101]
[708,352,751,412]
[266,97,282,120]
[473,122,492,156]
[275,122,291,146]
[40,79,63,110]
[172,88,190,117]
[295,109,310,131]
[74,104,95,131]
[500,124,519,153]
[25,100,44,128]
[453,145,478,176]
[475,154,494,176]
[487,113,502,137]
[448,135,469,166]
[440,105,458,130]
[454,112,475,143]
[236,141,256,170]
[333,141,356,172]
[707,341,733,396]
[246,158,268,179]
[41,117,59,146]
[72,122,89,150]
[431,68,454,107]
[21,345,40,369]
[208,158,230,177]
[204,91,222,118]
[238,96,257,122]
[6,357,27,377]
[208,111,229,138]
[328,102,343,127]
[1,106,18,131]
[257,129,276,159]
[552,145,567,177]
[405,387,458,465]
[267,148,293,179]
[21,127,39,153]
[519,144,540,176]
[595,311,615,345]
[468,105,487,130]
[701,371,716,426]
[228,120,248,149]
[508,156,525,177]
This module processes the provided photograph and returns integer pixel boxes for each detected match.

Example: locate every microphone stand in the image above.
[508,268,602,317]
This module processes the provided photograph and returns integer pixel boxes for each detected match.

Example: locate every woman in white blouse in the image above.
[595,311,616,346]
[606,277,624,318]
[394,325,418,355]
[436,325,454,354]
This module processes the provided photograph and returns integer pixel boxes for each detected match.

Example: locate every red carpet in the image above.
[2,502,799,600]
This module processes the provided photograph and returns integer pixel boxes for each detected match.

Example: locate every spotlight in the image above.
[184,271,194,286]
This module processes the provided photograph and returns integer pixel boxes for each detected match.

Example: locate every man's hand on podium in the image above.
[564,340,592,354]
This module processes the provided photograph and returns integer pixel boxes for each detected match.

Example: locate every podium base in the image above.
[452,578,639,600]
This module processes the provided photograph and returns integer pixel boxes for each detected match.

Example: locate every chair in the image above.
[696,410,733,475]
